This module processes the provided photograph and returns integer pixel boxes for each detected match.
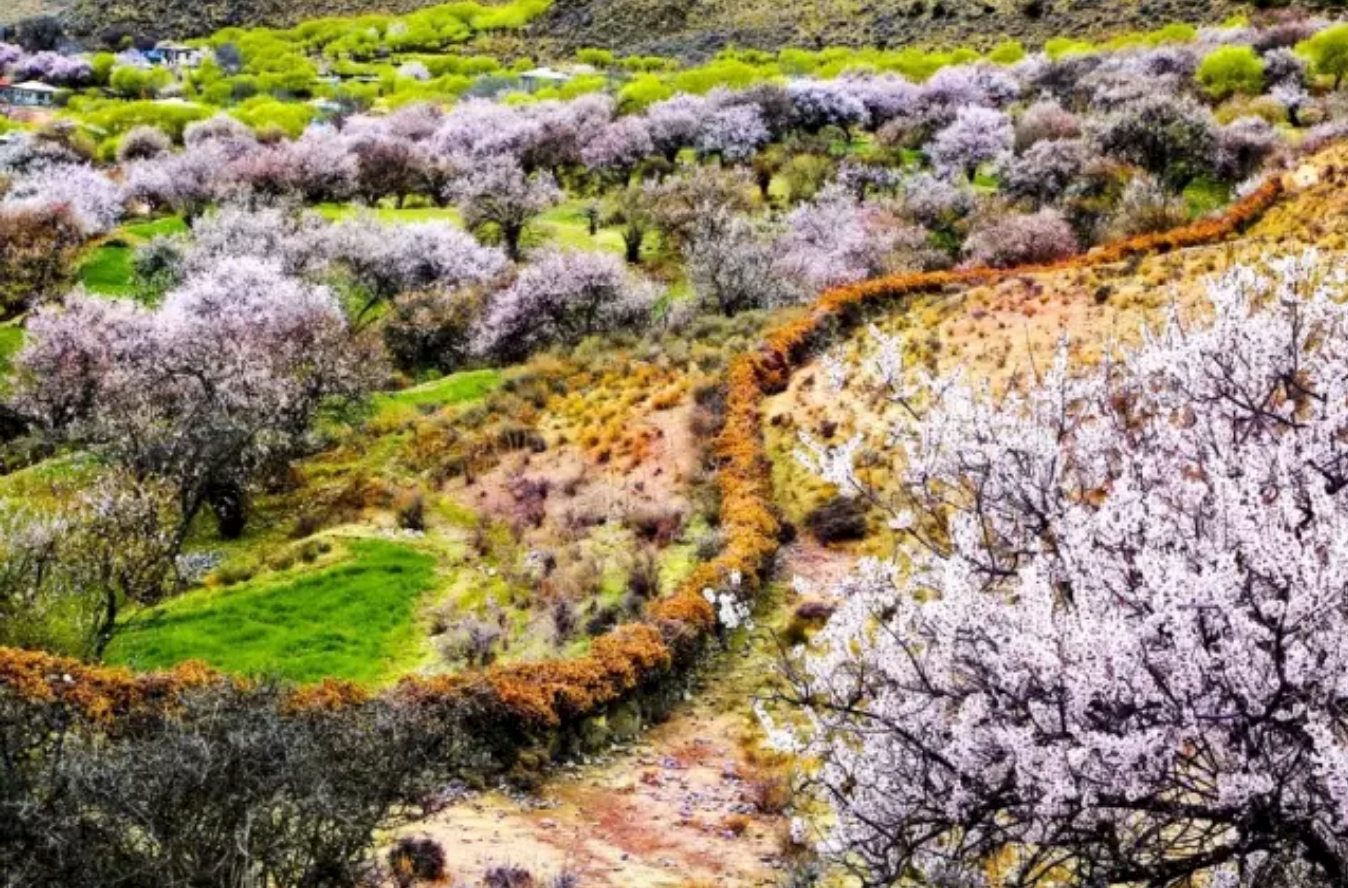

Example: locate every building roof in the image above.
[8,81,60,93]
[519,67,572,81]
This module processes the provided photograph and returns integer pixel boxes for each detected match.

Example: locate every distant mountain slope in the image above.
[55,0,452,39]
[3,0,1301,56]
[0,0,61,26]
[528,0,1252,56]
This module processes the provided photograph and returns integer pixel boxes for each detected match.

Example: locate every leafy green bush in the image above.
[1197,46,1265,100]
[1299,24,1348,90]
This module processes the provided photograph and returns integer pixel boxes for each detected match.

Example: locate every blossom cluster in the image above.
[783,251,1348,887]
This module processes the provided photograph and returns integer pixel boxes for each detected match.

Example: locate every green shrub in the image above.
[1299,24,1348,90]
[1197,46,1265,100]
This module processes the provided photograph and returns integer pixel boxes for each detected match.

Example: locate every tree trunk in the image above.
[207,478,248,540]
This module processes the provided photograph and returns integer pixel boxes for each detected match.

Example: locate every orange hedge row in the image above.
[0,173,1288,747]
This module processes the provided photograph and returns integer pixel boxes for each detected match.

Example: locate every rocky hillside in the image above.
[10,0,1303,55]
[527,0,1254,57]
[54,0,466,40]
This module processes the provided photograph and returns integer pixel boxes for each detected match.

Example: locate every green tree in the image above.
[1196,45,1265,99]
[1299,24,1348,90]
[110,65,174,99]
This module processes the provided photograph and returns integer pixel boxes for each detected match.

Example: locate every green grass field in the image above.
[0,323,25,386]
[78,245,137,297]
[106,539,439,684]
[77,217,189,298]
[377,367,505,411]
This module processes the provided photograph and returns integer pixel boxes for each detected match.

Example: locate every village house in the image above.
[518,66,572,92]
[0,80,60,107]
[155,42,205,68]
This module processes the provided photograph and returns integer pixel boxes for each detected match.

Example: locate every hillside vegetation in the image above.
[531,0,1250,57]
[8,0,1274,53]
[7,3,1348,884]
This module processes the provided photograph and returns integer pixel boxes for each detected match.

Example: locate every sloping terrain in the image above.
[0,0,55,25]
[528,0,1248,58]
[405,146,1348,887]
[769,147,1348,534]
[13,0,1261,54]
[50,0,521,40]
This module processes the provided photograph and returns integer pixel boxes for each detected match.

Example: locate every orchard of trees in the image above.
[0,4,1339,699]
[2,8,1348,888]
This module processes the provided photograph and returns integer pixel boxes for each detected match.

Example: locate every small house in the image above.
[155,42,204,68]
[519,67,572,92]
[0,80,60,107]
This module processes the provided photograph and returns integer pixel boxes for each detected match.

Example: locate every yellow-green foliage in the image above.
[1299,24,1348,90]
[1048,22,1197,59]
[65,97,212,141]
[230,96,316,137]
[1197,45,1264,100]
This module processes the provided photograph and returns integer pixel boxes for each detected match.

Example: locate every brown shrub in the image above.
[803,495,869,543]
[0,204,83,318]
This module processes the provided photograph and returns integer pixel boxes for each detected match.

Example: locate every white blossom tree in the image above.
[452,159,562,261]
[13,258,374,540]
[773,186,929,291]
[928,106,1013,182]
[780,252,1348,888]
[473,249,658,360]
[2,162,124,236]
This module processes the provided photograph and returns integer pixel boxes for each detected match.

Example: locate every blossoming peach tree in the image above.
[779,252,1348,887]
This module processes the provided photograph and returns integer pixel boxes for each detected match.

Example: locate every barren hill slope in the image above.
[10,0,1280,56]
[527,0,1249,57]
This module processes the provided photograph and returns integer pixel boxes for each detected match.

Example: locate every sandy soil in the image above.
[397,542,856,888]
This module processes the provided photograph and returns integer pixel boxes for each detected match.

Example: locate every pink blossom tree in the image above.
[275,127,358,204]
[12,51,90,86]
[183,203,330,277]
[429,99,533,165]
[12,258,373,540]
[961,207,1078,267]
[0,43,22,72]
[780,252,1348,888]
[851,75,923,130]
[324,215,508,324]
[116,126,173,164]
[644,94,710,162]
[346,131,429,206]
[1215,116,1281,183]
[1002,138,1093,207]
[694,104,770,165]
[581,116,655,184]
[786,79,870,137]
[686,211,796,314]
[452,159,562,261]
[773,186,928,291]
[927,105,1013,181]
[183,114,257,150]
[473,249,659,360]
[1013,100,1082,152]
[3,162,124,235]
[124,144,234,219]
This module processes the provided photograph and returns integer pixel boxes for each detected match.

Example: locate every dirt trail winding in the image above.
[399,542,853,887]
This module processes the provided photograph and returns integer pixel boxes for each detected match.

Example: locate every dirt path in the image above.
[398,541,855,888]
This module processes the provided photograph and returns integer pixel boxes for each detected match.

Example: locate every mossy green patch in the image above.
[378,368,505,411]
[315,203,464,224]
[78,245,137,297]
[0,323,25,387]
[106,539,439,685]
[122,216,189,240]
